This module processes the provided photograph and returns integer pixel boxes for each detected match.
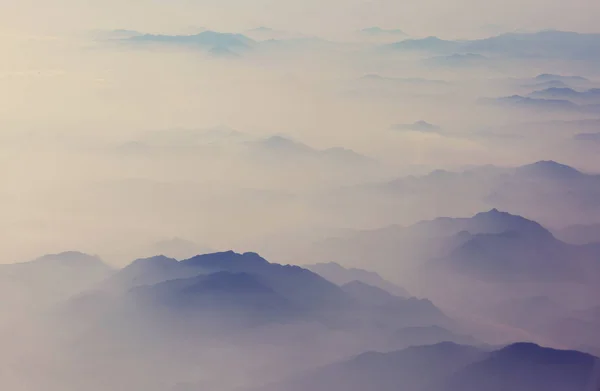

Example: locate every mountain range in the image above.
[528,87,600,103]
[385,30,600,61]
[341,160,600,228]
[258,342,600,391]
[306,207,600,284]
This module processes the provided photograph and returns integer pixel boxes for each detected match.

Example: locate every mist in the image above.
[2,0,600,390]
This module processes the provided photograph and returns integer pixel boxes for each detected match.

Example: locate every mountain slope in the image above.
[0,251,113,317]
[434,343,600,391]
[259,342,484,391]
[259,343,599,391]
[305,262,409,297]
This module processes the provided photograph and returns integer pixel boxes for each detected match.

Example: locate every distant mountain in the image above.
[260,342,599,391]
[353,159,600,227]
[105,251,353,313]
[246,135,375,166]
[386,30,600,60]
[308,207,600,283]
[305,262,410,297]
[430,211,591,282]
[515,160,586,180]
[389,325,479,349]
[525,79,571,89]
[126,30,255,54]
[535,73,590,83]
[529,87,600,103]
[410,208,553,239]
[361,27,407,36]
[463,30,600,60]
[341,280,401,306]
[106,255,182,289]
[0,251,113,317]
[391,120,441,132]
[519,74,591,90]
[94,250,453,337]
[130,271,298,327]
[384,36,462,53]
[483,95,582,111]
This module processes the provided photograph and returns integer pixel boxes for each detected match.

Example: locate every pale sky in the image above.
[1,0,599,38]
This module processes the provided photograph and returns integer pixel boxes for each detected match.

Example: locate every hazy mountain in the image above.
[483,95,584,111]
[257,342,486,391]
[260,342,599,391]
[384,36,462,53]
[106,255,182,289]
[389,325,479,349]
[463,30,600,60]
[430,214,596,282]
[525,79,571,89]
[334,159,600,228]
[519,74,591,90]
[126,30,255,54]
[246,135,375,167]
[130,271,298,327]
[341,280,401,306]
[535,73,590,83]
[411,208,553,239]
[308,208,600,283]
[529,87,600,103]
[0,251,113,318]
[114,251,349,309]
[305,262,410,297]
[385,30,600,60]
[361,27,407,36]
[392,120,441,132]
[434,343,600,391]
[514,160,587,180]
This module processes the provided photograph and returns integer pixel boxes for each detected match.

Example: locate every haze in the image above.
[1,0,600,390]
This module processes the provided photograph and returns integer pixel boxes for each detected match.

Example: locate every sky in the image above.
[2,0,600,38]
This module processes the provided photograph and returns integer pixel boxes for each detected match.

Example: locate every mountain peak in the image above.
[30,251,107,268]
[496,342,596,363]
[181,251,270,270]
[471,209,553,238]
[128,255,178,268]
[516,160,583,179]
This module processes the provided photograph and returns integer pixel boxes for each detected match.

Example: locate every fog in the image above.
[2,1,600,390]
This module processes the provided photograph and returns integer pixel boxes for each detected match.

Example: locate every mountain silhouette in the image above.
[260,342,599,391]
[0,251,112,314]
[305,262,409,297]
